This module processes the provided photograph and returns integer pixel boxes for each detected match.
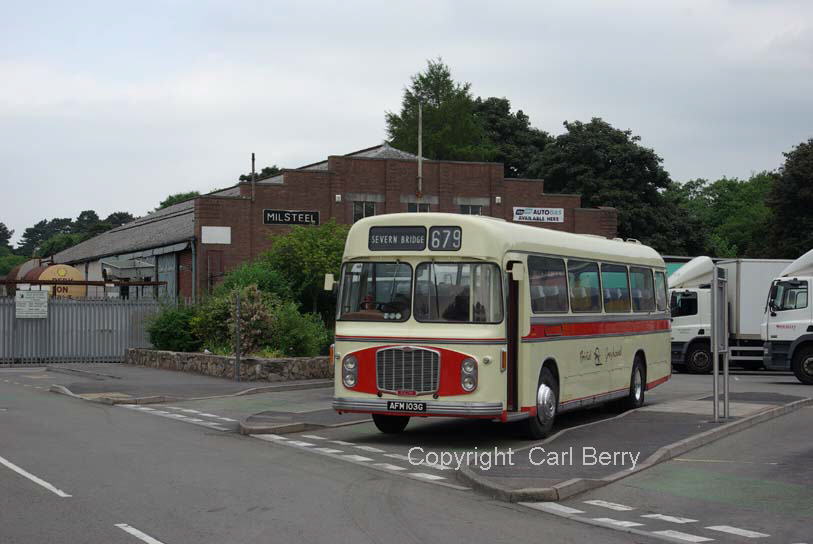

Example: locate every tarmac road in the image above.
[0,369,651,544]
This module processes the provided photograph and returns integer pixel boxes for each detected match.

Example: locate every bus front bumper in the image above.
[333,397,504,418]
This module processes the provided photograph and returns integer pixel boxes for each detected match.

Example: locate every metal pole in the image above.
[234,292,241,383]
[417,101,423,198]
[251,152,256,202]
[723,280,730,419]
[712,265,719,422]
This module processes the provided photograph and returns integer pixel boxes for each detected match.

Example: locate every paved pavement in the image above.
[537,405,813,542]
[42,363,331,401]
[0,367,648,544]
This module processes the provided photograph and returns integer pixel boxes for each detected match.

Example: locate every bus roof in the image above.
[344,213,665,268]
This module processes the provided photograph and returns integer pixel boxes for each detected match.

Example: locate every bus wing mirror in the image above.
[510,263,525,281]
[324,273,336,292]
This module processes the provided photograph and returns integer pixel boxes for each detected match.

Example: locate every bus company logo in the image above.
[580,348,603,366]
[396,390,417,396]
[604,345,623,362]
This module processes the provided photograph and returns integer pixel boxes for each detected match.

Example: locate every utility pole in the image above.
[417,101,423,199]
[251,152,256,202]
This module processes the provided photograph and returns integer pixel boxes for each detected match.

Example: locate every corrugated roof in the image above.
[53,199,194,264]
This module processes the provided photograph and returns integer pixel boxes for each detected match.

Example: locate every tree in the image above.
[72,210,101,234]
[104,212,135,229]
[239,165,280,182]
[157,191,200,210]
[0,250,26,277]
[528,118,675,250]
[0,222,13,251]
[17,218,73,256]
[386,59,496,161]
[35,233,85,258]
[767,138,813,258]
[473,97,552,178]
[263,220,350,318]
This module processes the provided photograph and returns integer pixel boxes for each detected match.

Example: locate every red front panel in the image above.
[342,345,475,397]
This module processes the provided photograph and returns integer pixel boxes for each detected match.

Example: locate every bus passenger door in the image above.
[506,261,522,412]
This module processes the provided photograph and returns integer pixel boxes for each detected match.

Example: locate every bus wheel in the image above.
[372,414,410,433]
[525,367,558,440]
[791,346,813,385]
[620,358,646,411]
[686,344,712,374]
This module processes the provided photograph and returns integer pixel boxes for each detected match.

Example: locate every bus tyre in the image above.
[791,346,813,385]
[372,414,410,434]
[620,358,646,411]
[525,367,558,440]
[686,344,712,374]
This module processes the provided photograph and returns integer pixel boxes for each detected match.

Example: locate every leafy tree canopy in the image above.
[157,191,200,210]
[767,138,813,258]
[386,59,496,162]
[473,97,552,178]
[35,233,86,258]
[0,222,13,251]
[262,220,350,318]
[239,165,281,182]
[17,218,73,256]
[528,118,675,249]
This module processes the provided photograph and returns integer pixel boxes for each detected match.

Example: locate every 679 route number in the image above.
[429,226,461,251]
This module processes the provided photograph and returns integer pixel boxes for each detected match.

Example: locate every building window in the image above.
[408,203,430,213]
[459,204,482,215]
[353,201,376,222]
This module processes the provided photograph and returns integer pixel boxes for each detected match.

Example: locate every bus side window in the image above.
[654,271,668,312]
[601,264,630,312]
[567,260,601,312]
[630,267,656,312]
[528,256,568,313]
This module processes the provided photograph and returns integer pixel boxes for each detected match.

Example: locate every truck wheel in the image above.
[372,414,410,434]
[686,344,713,374]
[525,367,558,440]
[618,357,646,411]
[791,346,813,385]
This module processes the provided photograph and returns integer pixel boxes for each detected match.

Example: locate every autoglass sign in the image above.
[368,226,427,251]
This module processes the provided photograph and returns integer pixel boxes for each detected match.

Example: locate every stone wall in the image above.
[125,349,332,382]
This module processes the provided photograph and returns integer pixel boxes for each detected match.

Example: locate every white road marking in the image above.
[642,514,698,524]
[374,463,407,471]
[301,434,327,440]
[652,530,714,542]
[314,448,343,454]
[520,502,585,515]
[383,453,410,461]
[354,445,385,453]
[0,455,71,498]
[151,410,170,415]
[706,525,769,538]
[342,454,373,462]
[251,434,288,441]
[287,441,314,447]
[330,440,354,446]
[217,417,237,422]
[592,518,643,528]
[179,409,200,414]
[422,461,452,471]
[411,472,445,481]
[584,499,634,511]
[115,523,166,544]
[185,418,205,423]
[197,413,220,418]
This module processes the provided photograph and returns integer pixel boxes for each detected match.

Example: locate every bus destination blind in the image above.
[368,226,427,251]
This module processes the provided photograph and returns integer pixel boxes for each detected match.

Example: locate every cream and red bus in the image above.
[326,213,671,438]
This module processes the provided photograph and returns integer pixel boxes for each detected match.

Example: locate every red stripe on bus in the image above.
[523,318,670,340]
[646,374,670,390]
[335,335,506,342]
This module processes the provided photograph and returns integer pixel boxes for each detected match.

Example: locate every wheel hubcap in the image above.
[803,356,813,376]
[633,368,643,401]
[536,383,556,424]
[693,351,709,366]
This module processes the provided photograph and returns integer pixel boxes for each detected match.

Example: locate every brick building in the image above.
[54,143,617,300]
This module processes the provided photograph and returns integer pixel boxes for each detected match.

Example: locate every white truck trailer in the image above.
[669,257,791,373]
[762,249,813,384]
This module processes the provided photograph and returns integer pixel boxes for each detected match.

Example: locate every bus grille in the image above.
[376,347,440,394]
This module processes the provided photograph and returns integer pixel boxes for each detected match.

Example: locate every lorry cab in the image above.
[668,257,714,373]
[762,262,813,384]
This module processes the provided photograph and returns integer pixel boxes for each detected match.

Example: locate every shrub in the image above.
[270,301,330,357]
[189,294,232,350]
[147,305,200,352]
[228,285,276,355]
[214,260,294,302]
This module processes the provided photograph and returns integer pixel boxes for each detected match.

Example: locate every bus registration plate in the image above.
[387,400,426,413]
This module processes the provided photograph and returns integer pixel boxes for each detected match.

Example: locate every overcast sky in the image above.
[2,0,812,245]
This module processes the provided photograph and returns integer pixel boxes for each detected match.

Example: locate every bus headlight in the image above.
[461,357,478,392]
[342,355,358,388]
